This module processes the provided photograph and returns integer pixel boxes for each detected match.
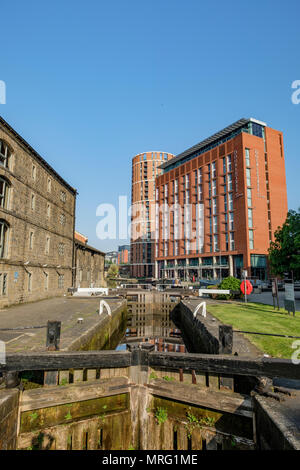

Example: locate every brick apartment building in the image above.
[74,231,105,288]
[155,118,288,281]
[0,116,77,308]
[130,151,174,278]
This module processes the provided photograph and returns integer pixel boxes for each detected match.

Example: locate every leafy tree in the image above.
[107,264,119,287]
[268,210,300,280]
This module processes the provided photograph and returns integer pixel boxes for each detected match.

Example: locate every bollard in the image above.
[46,321,61,351]
[219,324,233,354]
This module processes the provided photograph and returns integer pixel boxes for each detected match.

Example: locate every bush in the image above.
[217,276,241,300]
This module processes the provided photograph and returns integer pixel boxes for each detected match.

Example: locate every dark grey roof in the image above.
[75,239,105,256]
[160,118,250,170]
[0,115,77,194]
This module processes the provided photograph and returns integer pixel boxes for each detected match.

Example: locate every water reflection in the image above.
[116,311,186,353]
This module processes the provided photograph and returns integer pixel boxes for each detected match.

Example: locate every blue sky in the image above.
[1,0,299,251]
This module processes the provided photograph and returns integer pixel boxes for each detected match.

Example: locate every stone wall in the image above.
[74,242,105,289]
[0,121,76,308]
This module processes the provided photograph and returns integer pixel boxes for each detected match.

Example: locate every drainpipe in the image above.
[71,191,77,287]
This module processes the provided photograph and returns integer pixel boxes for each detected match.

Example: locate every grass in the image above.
[207,301,300,359]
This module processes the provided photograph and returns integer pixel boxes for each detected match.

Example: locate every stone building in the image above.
[0,116,77,308]
[74,231,105,288]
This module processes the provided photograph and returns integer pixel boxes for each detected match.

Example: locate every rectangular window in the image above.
[229,212,234,230]
[227,155,232,172]
[249,229,254,249]
[230,232,235,251]
[213,216,218,233]
[60,214,66,225]
[32,165,36,180]
[58,243,65,256]
[228,193,233,211]
[213,234,218,252]
[28,272,32,292]
[47,203,51,218]
[247,188,252,207]
[29,231,34,249]
[47,178,51,192]
[223,157,226,174]
[245,148,250,167]
[0,273,8,295]
[212,162,216,179]
[60,191,66,203]
[227,173,232,191]
[45,237,50,254]
[31,194,35,210]
[58,274,64,289]
[246,168,251,187]
[248,208,253,228]
[44,272,48,291]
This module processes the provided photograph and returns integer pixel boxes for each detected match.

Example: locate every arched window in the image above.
[0,140,11,169]
[0,220,9,258]
[0,176,10,209]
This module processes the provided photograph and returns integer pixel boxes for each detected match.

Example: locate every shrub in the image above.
[217,276,241,300]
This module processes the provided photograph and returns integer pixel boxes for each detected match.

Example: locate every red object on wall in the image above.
[240,280,253,295]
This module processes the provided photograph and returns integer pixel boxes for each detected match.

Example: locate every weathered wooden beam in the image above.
[148,352,299,380]
[1,351,132,371]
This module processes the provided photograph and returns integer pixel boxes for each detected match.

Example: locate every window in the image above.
[45,237,50,254]
[227,155,232,172]
[245,148,250,167]
[47,178,51,192]
[60,191,66,203]
[0,140,11,169]
[230,232,235,251]
[248,208,253,228]
[29,231,34,249]
[58,274,64,289]
[0,273,8,295]
[223,157,226,174]
[44,272,49,291]
[246,168,251,187]
[213,234,218,252]
[227,173,232,191]
[31,194,35,210]
[228,193,233,211]
[212,162,216,179]
[47,203,51,218]
[28,272,32,292]
[32,164,36,180]
[0,220,9,258]
[249,229,254,249]
[58,243,65,256]
[229,212,234,230]
[60,214,66,225]
[247,188,252,207]
[0,177,10,209]
[213,216,218,233]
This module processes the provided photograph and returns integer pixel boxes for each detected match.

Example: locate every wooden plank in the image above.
[195,371,206,387]
[87,369,97,381]
[44,370,58,387]
[191,427,202,450]
[2,351,131,372]
[147,379,252,418]
[177,424,187,450]
[101,369,112,379]
[219,375,234,392]
[58,370,70,385]
[74,370,84,383]
[148,352,299,380]
[208,373,219,390]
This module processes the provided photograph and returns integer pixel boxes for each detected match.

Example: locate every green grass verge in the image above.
[207,302,300,359]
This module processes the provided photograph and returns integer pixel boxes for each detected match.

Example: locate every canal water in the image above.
[116,309,186,353]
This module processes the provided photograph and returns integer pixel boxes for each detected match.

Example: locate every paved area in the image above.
[248,290,300,311]
[0,296,124,352]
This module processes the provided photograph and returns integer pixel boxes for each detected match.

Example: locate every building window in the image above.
[28,272,32,292]
[29,231,34,249]
[228,193,233,211]
[247,188,252,207]
[58,274,64,289]
[0,177,10,209]
[213,234,218,252]
[0,140,11,169]
[58,243,65,256]
[44,272,49,291]
[60,214,66,225]
[0,220,9,258]
[229,212,234,230]
[45,236,50,254]
[0,273,8,295]
[227,155,232,173]
[249,229,254,249]
[227,173,233,191]
[31,194,35,210]
[32,164,36,180]
[47,203,51,218]
[230,232,235,251]
[60,191,66,203]
[246,168,251,187]
[47,178,51,192]
[245,148,250,167]
[248,208,253,228]
[212,161,216,179]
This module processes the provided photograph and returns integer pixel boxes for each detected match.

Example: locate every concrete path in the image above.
[0,296,124,352]
[248,290,300,311]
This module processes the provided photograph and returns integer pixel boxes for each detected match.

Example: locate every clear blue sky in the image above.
[1,0,299,252]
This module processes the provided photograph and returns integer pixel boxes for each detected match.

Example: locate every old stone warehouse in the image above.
[0,116,105,308]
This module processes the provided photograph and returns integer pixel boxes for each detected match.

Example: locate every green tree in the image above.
[268,209,300,280]
[107,263,119,287]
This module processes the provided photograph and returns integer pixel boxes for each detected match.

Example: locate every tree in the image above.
[107,264,119,287]
[268,209,300,280]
